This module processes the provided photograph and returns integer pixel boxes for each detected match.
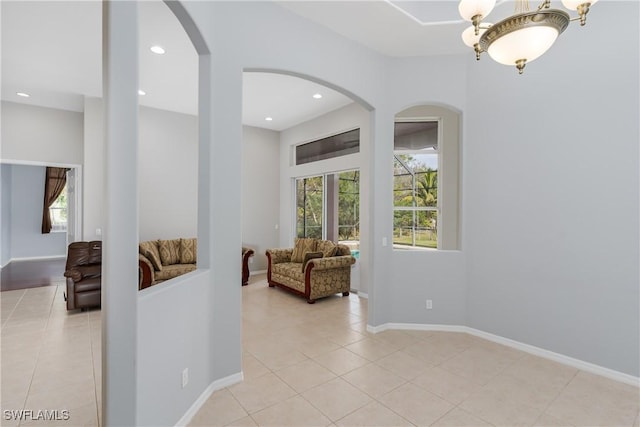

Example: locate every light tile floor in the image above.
[191,274,640,427]
[1,275,638,427]
[1,285,101,427]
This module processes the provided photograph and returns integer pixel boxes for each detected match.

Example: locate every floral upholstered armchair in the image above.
[265,238,355,304]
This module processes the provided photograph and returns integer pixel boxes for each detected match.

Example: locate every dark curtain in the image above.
[41,167,69,234]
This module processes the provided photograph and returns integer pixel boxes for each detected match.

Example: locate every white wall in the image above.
[279,102,370,292]
[8,164,67,259]
[385,55,468,327]
[463,1,639,376]
[1,164,12,266]
[242,126,280,271]
[83,97,104,240]
[137,272,212,426]
[1,101,83,165]
[138,106,198,241]
[83,101,200,242]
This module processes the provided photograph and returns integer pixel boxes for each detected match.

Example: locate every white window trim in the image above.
[393,117,442,250]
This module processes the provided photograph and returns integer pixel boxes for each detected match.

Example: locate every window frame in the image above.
[393,117,442,250]
[294,168,360,244]
[49,183,68,233]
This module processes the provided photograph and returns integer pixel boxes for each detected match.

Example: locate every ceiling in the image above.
[1,0,514,131]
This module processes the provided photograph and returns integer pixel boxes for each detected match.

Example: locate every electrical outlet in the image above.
[95,228,102,236]
[426,299,433,310]
[182,368,189,388]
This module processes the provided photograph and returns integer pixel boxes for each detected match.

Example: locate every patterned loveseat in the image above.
[138,238,255,289]
[266,238,355,304]
[138,238,197,290]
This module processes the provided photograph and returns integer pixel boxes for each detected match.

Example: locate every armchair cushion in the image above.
[291,238,317,263]
[76,264,101,279]
[155,264,197,282]
[316,240,338,257]
[180,238,197,264]
[139,241,163,271]
[158,239,181,265]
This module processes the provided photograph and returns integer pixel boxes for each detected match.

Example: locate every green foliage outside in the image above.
[296,171,360,241]
[296,176,323,239]
[294,154,437,249]
[337,171,359,241]
[50,185,68,226]
[393,155,438,248]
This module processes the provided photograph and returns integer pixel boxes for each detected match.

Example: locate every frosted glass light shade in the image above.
[461,25,490,47]
[458,0,496,21]
[561,0,598,10]
[486,26,559,65]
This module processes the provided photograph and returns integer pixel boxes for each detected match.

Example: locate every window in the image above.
[337,170,360,242]
[295,129,360,165]
[296,176,324,239]
[49,184,68,232]
[393,121,439,249]
[295,170,360,245]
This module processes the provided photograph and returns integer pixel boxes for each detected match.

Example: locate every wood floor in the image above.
[0,258,66,291]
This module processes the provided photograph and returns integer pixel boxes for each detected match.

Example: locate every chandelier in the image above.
[459,0,598,74]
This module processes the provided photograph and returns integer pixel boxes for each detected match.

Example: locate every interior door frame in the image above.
[0,159,83,246]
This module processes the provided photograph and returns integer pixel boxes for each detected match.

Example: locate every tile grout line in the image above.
[1,288,27,329]
[533,367,580,426]
[16,286,58,427]
[88,307,101,427]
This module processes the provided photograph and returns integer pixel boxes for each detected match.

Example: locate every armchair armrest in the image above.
[265,248,293,264]
[242,247,255,286]
[305,255,355,272]
[139,254,155,290]
[64,268,82,282]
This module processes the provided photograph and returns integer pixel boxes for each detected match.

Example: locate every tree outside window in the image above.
[393,121,439,249]
[296,176,324,239]
[296,170,360,244]
[49,185,68,232]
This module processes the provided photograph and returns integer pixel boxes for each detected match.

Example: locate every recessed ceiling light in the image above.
[312,93,323,99]
[138,90,146,96]
[16,92,30,98]
[150,45,165,55]
[265,117,273,121]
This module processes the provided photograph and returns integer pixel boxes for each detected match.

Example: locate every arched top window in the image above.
[393,105,460,250]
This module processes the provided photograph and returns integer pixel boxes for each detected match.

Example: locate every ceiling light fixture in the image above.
[459,0,597,74]
[138,90,146,96]
[312,93,323,99]
[265,117,273,121]
[16,92,30,98]
[150,45,166,55]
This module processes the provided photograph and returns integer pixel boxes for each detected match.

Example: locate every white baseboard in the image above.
[250,269,267,275]
[367,323,639,388]
[175,372,243,427]
[353,291,368,299]
[7,255,66,263]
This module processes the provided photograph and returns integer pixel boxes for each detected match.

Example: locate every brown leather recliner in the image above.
[64,241,102,310]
